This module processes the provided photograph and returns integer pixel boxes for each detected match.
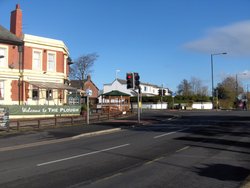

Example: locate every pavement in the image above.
[0,118,147,150]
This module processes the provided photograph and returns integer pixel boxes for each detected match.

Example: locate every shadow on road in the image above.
[175,136,250,149]
[194,163,250,182]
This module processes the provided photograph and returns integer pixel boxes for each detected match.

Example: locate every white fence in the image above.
[192,102,213,110]
[132,103,168,109]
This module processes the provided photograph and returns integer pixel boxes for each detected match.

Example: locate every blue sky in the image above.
[1,0,250,92]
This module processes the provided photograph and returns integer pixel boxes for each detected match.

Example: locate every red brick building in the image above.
[0,4,74,105]
[70,75,99,107]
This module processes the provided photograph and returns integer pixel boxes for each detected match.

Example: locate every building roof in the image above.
[70,79,99,90]
[70,80,83,89]
[117,78,127,85]
[0,25,23,45]
[27,81,76,90]
[102,90,130,96]
[117,78,159,88]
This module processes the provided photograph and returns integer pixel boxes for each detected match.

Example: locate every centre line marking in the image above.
[154,128,189,139]
[37,143,130,167]
[176,146,190,153]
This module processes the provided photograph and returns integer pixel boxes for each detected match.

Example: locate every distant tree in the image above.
[190,77,208,96]
[177,79,192,96]
[69,53,99,89]
[215,76,243,109]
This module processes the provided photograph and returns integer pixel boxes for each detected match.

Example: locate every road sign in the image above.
[86,89,93,96]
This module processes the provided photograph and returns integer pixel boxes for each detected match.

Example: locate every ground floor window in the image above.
[46,89,53,100]
[0,81,4,100]
[32,87,39,100]
[68,96,80,105]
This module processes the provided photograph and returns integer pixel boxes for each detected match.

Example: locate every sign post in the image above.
[86,89,92,125]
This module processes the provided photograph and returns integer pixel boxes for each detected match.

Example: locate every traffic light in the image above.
[134,72,140,89]
[158,89,166,96]
[126,73,134,89]
[158,89,162,96]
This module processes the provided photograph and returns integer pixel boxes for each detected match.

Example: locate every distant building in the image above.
[70,75,99,107]
[102,78,171,97]
[0,4,73,105]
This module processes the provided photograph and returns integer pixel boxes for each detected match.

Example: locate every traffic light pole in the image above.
[137,89,140,124]
[127,72,141,124]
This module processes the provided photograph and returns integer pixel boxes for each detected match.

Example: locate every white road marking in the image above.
[0,128,122,152]
[144,157,164,165]
[167,116,180,121]
[176,146,190,153]
[72,128,122,139]
[154,128,189,139]
[37,144,130,167]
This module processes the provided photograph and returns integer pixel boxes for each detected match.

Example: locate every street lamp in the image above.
[247,84,249,110]
[115,69,120,80]
[211,52,227,108]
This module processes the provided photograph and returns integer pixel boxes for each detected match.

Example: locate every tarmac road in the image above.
[0,110,249,188]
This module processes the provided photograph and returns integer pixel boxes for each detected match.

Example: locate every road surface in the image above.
[0,110,249,188]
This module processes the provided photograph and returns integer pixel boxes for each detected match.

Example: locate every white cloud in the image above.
[238,70,250,80]
[184,20,250,56]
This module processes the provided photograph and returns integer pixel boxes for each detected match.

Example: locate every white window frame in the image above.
[68,96,79,105]
[32,49,43,71]
[0,45,8,68]
[47,51,56,72]
[0,81,4,100]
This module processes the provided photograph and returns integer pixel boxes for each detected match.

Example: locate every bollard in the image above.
[17,121,20,131]
[55,117,57,126]
[38,120,40,129]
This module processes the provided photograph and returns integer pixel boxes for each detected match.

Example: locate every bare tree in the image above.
[190,77,208,96]
[177,79,192,96]
[69,53,98,89]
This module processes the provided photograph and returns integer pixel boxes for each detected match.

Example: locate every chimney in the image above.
[10,4,22,38]
[87,75,91,81]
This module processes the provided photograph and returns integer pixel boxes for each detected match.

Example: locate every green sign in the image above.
[0,105,81,115]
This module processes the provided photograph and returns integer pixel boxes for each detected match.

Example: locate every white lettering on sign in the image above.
[48,108,59,113]
[60,108,79,113]
[22,107,41,113]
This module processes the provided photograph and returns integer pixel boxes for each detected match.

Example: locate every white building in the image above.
[102,78,171,97]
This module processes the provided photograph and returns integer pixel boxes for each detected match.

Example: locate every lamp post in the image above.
[115,69,120,80]
[211,52,227,108]
[161,84,164,109]
[247,84,249,110]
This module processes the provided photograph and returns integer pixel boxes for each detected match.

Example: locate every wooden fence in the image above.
[5,111,131,132]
